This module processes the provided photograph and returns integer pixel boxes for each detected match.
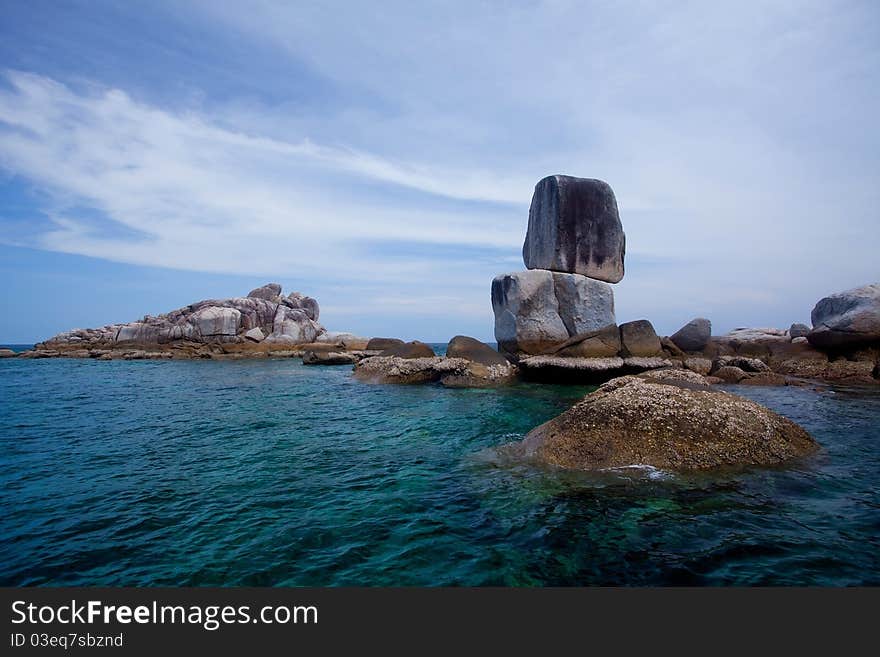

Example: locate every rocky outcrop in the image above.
[0,349,16,358]
[302,350,358,365]
[491,270,615,356]
[35,283,326,354]
[808,283,880,348]
[509,375,818,472]
[669,318,711,352]
[619,320,662,357]
[353,355,516,387]
[522,175,625,283]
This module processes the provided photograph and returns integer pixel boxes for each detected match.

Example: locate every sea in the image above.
[1,343,878,586]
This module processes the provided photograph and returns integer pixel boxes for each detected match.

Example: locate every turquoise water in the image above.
[1,351,878,586]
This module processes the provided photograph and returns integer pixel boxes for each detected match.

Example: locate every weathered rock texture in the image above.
[670,318,712,352]
[522,175,625,282]
[353,355,516,388]
[809,283,880,349]
[619,320,662,357]
[35,284,325,353]
[446,336,510,367]
[512,375,818,471]
[491,270,615,355]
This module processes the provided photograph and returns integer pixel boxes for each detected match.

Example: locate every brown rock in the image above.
[619,320,662,357]
[512,375,818,471]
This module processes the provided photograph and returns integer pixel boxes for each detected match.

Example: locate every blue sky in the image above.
[1,0,878,343]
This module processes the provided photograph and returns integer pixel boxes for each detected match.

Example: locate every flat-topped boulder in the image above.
[509,375,818,472]
[491,270,615,356]
[809,283,880,349]
[522,175,625,282]
[353,355,516,387]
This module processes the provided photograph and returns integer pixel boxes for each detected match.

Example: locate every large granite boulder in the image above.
[247,283,282,300]
[522,175,625,282]
[669,318,711,352]
[808,283,880,348]
[265,306,321,344]
[491,270,615,355]
[190,306,241,338]
[285,292,320,322]
[619,319,662,357]
[446,336,509,366]
[510,375,817,471]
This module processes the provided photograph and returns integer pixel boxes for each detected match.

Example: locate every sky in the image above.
[0,0,878,343]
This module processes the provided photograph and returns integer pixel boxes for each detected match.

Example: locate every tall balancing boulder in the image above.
[522,175,626,283]
[491,269,615,355]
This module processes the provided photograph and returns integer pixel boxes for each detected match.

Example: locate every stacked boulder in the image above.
[492,175,665,379]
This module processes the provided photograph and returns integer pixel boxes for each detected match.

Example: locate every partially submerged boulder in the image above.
[379,341,435,359]
[669,318,711,352]
[302,350,358,365]
[353,355,516,387]
[512,375,818,471]
[809,283,880,349]
[522,175,625,282]
[365,337,405,351]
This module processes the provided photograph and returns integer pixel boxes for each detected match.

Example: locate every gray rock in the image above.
[619,319,662,357]
[491,269,615,355]
[522,175,625,282]
[789,323,810,339]
[247,283,282,300]
[0,348,16,358]
[684,357,713,375]
[243,327,265,342]
[670,318,711,352]
[190,306,241,337]
[265,306,321,344]
[809,283,880,348]
[285,292,320,322]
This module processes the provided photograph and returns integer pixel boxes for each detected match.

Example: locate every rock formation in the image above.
[31,283,325,355]
[492,174,624,360]
[808,283,880,348]
[509,375,818,472]
[522,175,625,283]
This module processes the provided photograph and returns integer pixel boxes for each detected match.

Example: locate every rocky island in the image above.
[8,173,880,472]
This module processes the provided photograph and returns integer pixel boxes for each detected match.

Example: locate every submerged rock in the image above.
[522,175,625,282]
[809,283,880,348]
[302,350,358,365]
[512,375,817,471]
